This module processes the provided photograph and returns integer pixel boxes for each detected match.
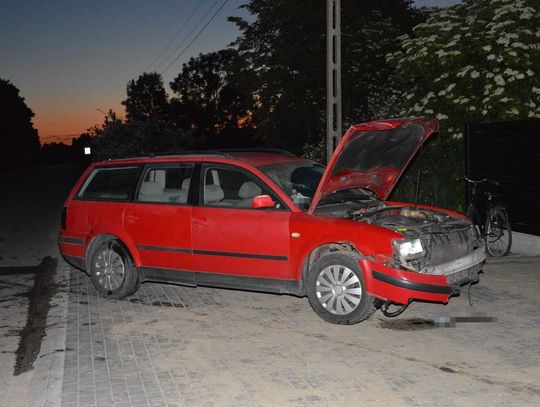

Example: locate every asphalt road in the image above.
[0,163,539,407]
[0,163,85,406]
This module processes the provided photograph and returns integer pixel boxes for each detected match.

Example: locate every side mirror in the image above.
[252,194,275,209]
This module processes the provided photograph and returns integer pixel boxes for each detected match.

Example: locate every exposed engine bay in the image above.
[314,196,484,276]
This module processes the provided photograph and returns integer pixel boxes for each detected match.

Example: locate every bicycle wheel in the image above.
[485,207,512,257]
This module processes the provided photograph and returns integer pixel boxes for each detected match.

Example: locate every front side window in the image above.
[202,166,281,209]
[259,161,324,210]
[137,165,193,204]
[77,166,140,201]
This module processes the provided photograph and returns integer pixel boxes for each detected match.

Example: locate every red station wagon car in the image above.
[59,118,486,324]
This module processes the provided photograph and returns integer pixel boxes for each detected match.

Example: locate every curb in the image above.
[512,231,540,256]
[27,261,71,407]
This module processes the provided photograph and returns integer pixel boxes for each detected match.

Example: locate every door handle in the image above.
[193,218,208,227]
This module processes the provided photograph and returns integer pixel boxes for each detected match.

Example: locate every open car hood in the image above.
[308,117,439,213]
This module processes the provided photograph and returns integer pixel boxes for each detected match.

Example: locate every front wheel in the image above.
[485,207,512,257]
[307,253,376,325]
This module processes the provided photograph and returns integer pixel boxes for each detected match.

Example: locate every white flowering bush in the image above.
[387,0,539,210]
[389,0,539,128]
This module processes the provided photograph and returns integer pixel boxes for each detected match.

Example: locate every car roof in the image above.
[227,151,311,167]
[94,149,312,168]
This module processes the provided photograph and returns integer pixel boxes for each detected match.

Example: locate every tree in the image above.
[84,72,193,160]
[229,0,422,156]
[387,0,540,210]
[169,49,255,148]
[389,0,539,129]
[87,110,192,161]
[122,72,170,123]
[0,78,40,169]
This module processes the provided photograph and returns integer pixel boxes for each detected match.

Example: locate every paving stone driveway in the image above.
[61,257,540,407]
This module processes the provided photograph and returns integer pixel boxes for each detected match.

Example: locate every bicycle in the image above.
[462,177,512,257]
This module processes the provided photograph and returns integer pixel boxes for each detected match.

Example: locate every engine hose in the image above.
[380,300,409,318]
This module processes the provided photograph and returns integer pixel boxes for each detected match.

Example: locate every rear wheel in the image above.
[89,240,139,298]
[485,207,512,257]
[307,253,376,325]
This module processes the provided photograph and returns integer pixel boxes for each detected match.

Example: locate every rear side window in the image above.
[77,166,140,201]
[137,165,194,204]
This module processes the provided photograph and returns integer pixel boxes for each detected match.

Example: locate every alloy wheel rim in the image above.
[316,265,362,315]
[94,248,125,291]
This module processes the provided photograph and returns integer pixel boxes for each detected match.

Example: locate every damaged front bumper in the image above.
[360,246,486,305]
[419,247,486,276]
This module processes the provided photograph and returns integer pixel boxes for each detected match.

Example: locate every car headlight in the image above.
[394,238,425,261]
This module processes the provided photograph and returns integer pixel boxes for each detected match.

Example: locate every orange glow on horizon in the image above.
[34,102,124,145]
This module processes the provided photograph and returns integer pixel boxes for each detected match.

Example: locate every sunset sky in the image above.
[0,0,461,145]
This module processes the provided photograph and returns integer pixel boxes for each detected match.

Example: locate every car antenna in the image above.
[414,143,423,209]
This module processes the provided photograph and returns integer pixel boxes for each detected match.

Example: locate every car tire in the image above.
[89,240,139,299]
[307,253,376,325]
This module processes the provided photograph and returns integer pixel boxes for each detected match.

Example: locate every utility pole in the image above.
[326,0,342,162]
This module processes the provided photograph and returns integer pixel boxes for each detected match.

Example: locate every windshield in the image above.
[259,161,324,210]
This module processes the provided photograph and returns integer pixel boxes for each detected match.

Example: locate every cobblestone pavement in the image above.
[61,256,540,407]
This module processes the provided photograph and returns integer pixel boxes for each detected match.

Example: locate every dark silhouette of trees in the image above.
[38,142,72,165]
[89,103,192,160]
[228,1,326,154]
[0,78,40,169]
[229,0,422,156]
[88,72,193,159]
[170,49,255,148]
[122,72,170,123]
[38,134,94,165]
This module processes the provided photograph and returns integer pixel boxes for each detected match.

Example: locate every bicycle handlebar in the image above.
[461,176,499,186]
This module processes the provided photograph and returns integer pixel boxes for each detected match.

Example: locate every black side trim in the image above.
[137,245,191,254]
[193,249,287,261]
[140,267,302,296]
[372,270,452,294]
[62,254,85,271]
[58,236,84,245]
[136,245,287,261]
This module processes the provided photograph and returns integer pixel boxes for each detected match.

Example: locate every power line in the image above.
[161,0,230,75]
[144,0,208,72]
[157,0,221,71]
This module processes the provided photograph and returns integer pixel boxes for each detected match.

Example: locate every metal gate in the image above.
[465,119,540,236]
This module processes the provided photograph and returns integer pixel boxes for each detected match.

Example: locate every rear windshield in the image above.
[77,166,140,201]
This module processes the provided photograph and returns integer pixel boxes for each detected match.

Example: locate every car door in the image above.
[124,163,194,273]
[191,163,291,279]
